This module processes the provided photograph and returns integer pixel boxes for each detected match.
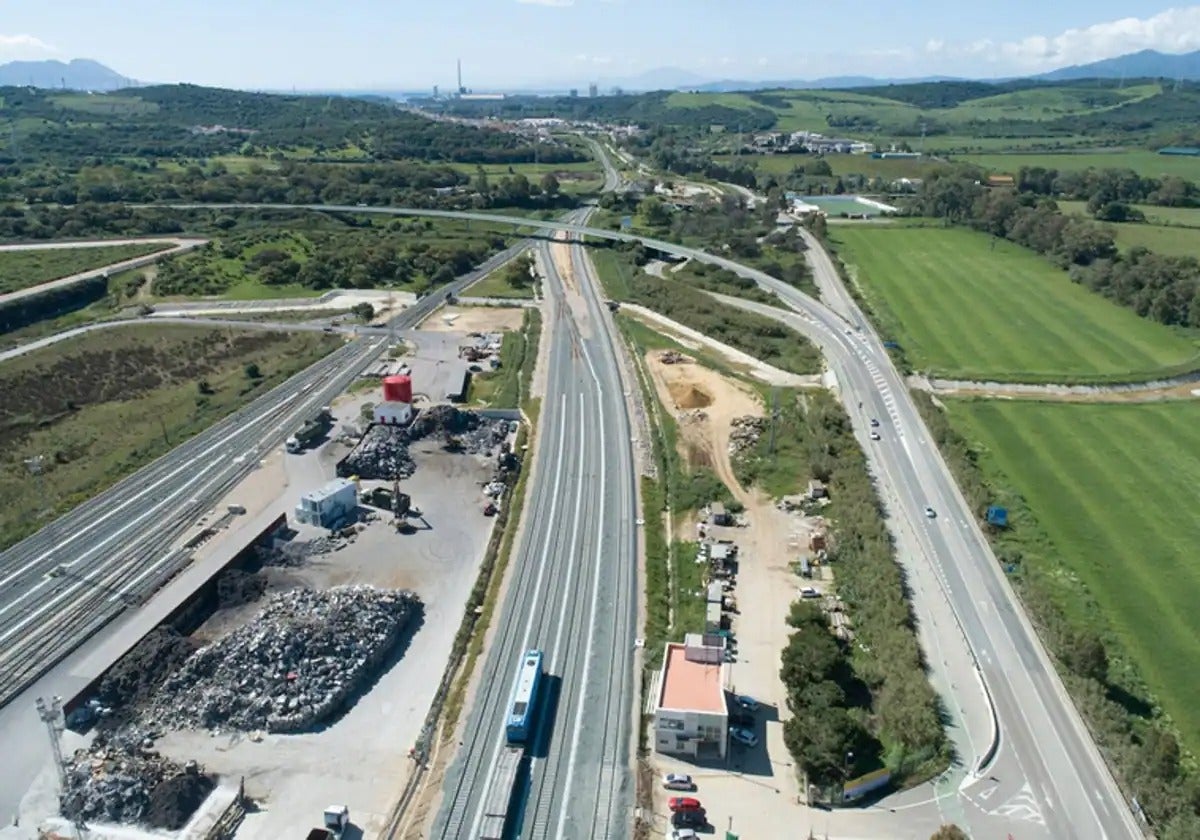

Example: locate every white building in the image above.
[653,637,729,760]
[295,478,358,529]
[374,402,413,425]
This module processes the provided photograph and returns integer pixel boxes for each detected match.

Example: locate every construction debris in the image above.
[729,415,766,456]
[96,628,200,715]
[660,350,687,365]
[141,586,421,734]
[61,729,213,828]
[338,407,511,481]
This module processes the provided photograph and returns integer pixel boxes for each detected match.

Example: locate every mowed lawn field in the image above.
[831,225,1200,381]
[945,399,1200,753]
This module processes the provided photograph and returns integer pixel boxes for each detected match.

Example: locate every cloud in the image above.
[0,33,55,59]
[927,6,1200,70]
[516,0,574,6]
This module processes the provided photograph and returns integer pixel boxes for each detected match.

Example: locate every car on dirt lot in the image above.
[730,726,759,747]
[668,796,703,813]
[662,773,694,791]
[672,810,708,829]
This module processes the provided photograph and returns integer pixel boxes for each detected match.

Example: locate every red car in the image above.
[668,796,703,813]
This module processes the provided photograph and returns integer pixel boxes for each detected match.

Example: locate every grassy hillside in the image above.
[961,150,1200,181]
[0,242,172,295]
[944,398,1200,757]
[831,225,1200,382]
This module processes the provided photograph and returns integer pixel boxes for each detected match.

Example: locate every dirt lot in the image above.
[420,304,526,334]
[641,353,837,839]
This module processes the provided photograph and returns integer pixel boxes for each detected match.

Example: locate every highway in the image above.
[127,201,1139,838]
[0,239,530,724]
[432,212,638,839]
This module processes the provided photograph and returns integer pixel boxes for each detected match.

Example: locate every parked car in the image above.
[671,829,700,840]
[672,810,707,829]
[730,727,759,747]
[799,586,821,599]
[733,694,759,712]
[668,796,702,813]
[662,773,695,791]
[924,506,937,519]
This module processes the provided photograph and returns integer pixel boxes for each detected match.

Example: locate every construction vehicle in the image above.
[286,406,333,453]
[303,805,350,840]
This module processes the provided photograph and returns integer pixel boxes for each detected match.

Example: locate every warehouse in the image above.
[653,638,728,760]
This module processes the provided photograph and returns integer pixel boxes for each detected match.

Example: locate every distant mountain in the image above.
[1035,49,1200,82]
[0,59,135,91]
[683,74,964,93]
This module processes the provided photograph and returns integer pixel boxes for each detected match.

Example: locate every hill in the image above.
[0,59,133,91]
[1037,49,1200,82]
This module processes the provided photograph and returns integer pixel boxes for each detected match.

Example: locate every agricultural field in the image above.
[0,325,341,549]
[960,150,1200,181]
[1056,201,1200,259]
[713,152,940,180]
[446,160,602,195]
[831,225,1200,382]
[0,242,173,295]
[943,398,1200,756]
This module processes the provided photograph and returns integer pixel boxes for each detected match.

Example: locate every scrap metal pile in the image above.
[141,586,420,733]
[61,729,213,829]
[339,406,511,480]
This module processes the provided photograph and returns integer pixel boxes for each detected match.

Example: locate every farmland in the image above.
[830,225,1200,382]
[713,152,941,180]
[1056,201,1200,259]
[0,242,173,295]
[960,150,1200,181]
[942,398,1200,757]
[0,325,341,549]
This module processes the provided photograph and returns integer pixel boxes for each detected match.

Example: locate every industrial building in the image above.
[653,637,729,760]
[374,375,414,426]
[295,478,358,529]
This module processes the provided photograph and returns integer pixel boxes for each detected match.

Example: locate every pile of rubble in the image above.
[255,532,351,567]
[341,424,415,480]
[729,415,766,456]
[141,586,420,734]
[61,729,213,829]
[338,407,511,480]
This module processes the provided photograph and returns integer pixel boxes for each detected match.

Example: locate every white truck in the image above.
[303,805,349,840]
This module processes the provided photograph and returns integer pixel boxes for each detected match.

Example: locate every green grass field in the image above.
[944,398,1200,753]
[714,152,940,180]
[0,242,173,295]
[1056,201,1200,258]
[960,150,1200,181]
[832,225,1200,381]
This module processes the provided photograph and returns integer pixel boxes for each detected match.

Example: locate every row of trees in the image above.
[911,174,1200,328]
[1015,165,1200,209]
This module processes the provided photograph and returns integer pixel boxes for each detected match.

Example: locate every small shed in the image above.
[706,582,724,604]
[807,480,827,501]
[709,502,730,526]
[986,506,1009,528]
[704,601,723,633]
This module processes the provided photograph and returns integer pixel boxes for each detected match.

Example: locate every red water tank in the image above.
[382,375,413,404]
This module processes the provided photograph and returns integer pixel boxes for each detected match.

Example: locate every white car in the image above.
[662,773,695,791]
[671,830,700,840]
[730,727,759,748]
[924,506,937,519]
[799,586,821,599]
[869,431,881,441]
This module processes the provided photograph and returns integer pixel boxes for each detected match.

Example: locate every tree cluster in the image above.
[1016,165,1200,209]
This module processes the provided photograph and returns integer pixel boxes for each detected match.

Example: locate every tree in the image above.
[930,825,968,840]
[638,196,672,228]
[351,302,376,322]
[540,172,560,197]
[243,363,262,380]
[1065,630,1109,683]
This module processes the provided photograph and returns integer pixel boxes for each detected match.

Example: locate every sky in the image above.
[1,1,1199,90]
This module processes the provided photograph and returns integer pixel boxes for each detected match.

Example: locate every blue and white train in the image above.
[505,649,544,745]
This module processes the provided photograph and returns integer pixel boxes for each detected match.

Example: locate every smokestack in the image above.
[457,59,464,94]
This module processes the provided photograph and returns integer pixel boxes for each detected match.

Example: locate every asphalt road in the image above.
[0,241,532,822]
[0,237,206,307]
[432,214,638,840]
[134,201,1141,838]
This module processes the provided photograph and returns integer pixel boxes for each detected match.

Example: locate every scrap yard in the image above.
[0,262,532,840]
